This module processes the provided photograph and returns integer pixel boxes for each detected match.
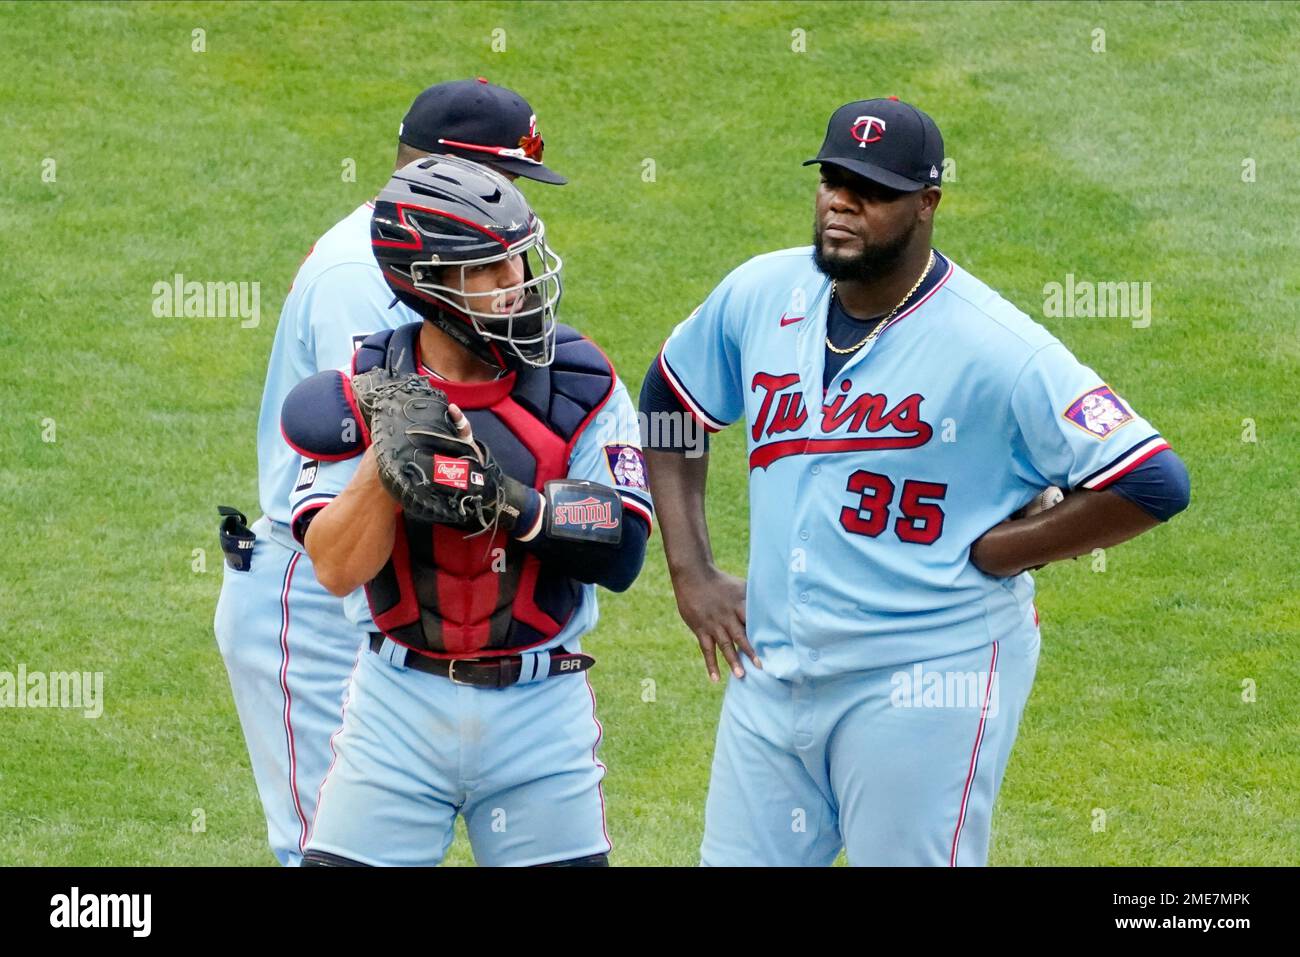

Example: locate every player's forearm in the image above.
[304,449,398,596]
[644,449,718,582]
[970,488,1159,578]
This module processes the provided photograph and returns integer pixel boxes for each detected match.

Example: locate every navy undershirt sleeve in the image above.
[1104,448,1190,522]
[638,360,710,453]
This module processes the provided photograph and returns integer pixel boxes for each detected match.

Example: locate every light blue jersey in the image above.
[256,203,421,524]
[659,246,1168,680]
[662,244,1170,865]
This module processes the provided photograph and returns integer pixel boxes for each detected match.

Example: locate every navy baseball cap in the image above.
[399,77,567,185]
[803,97,943,192]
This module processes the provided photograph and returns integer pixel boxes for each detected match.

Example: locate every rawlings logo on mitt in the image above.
[350,369,527,533]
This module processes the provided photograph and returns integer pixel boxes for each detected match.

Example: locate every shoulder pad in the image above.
[512,325,616,439]
[281,370,366,461]
[352,322,422,376]
[352,328,396,375]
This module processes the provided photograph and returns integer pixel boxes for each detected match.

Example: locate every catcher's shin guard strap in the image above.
[542,479,623,545]
[369,634,593,688]
[217,506,255,571]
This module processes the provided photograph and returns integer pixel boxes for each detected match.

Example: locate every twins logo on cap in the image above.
[851,115,887,146]
[804,97,944,192]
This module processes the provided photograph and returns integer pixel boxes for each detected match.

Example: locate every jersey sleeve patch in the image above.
[604,444,649,491]
[1062,385,1134,440]
[294,459,320,492]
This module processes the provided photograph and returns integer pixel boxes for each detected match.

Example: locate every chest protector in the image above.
[354,322,615,658]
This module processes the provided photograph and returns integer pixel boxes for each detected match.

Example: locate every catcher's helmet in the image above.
[371,155,562,368]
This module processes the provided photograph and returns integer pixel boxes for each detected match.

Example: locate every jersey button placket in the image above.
[791,676,815,752]
[787,489,809,639]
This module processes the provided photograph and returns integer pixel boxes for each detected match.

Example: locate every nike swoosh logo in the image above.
[779,313,804,327]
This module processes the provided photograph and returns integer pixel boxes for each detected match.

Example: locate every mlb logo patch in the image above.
[295,459,319,492]
[433,455,470,489]
[605,445,649,490]
[1063,385,1134,439]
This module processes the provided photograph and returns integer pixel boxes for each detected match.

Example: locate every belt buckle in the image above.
[446,658,473,686]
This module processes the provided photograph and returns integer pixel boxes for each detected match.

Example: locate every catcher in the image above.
[279,155,653,866]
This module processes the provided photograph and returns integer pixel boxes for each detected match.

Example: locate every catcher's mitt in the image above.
[351,368,527,533]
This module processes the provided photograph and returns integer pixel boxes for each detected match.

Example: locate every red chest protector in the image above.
[355,322,616,658]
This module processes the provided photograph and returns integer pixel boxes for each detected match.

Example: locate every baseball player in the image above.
[213,78,567,866]
[279,155,653,867]
[639,97,1190,866]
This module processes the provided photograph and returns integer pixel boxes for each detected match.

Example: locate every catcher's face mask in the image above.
[408,222,563,368]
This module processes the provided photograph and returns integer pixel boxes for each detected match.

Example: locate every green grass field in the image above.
[1,0,1297,866]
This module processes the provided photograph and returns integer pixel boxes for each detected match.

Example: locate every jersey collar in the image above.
[809,248,954,392]
[415,346,517,408]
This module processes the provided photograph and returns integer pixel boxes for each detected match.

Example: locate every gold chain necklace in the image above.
[825,250,936,355]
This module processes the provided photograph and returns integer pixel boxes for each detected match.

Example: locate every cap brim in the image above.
[802,156,925,193]
[483,156,568,185]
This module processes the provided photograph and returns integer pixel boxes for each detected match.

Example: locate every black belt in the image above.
[368,634,594,689]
